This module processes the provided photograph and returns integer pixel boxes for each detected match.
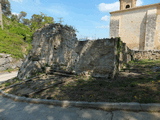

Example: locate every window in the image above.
[126,5,130,9]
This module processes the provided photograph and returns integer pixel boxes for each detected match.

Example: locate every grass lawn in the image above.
[1,59,160,103]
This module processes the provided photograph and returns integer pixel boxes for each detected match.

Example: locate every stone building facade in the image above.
[110,0,160,50]
[119,0,137,10]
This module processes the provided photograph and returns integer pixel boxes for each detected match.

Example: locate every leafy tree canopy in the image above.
[0,0,11,16]
[30,12,54,31]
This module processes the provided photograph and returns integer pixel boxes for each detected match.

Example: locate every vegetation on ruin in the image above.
[1,59,160,103]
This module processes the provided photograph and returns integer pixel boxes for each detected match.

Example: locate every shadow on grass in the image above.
[2,59,160,103]
[38,74,160,103]
[37,60,160,103]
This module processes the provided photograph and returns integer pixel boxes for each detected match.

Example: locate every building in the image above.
[110,0,160,50]
[0,3,3,30]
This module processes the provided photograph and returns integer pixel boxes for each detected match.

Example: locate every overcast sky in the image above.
[9,0,160,39]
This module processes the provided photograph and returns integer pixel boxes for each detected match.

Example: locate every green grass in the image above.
[0,15,32,59]
[0,29,26,58]
[0,77,23,89]
[2,59,160,103]
[43,59,160,103]
[4,82,12,87]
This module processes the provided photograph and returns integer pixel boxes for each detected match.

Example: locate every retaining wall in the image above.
[132,50,160,60]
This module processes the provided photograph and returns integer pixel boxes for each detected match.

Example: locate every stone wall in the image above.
[0,53,22,71]
[132,50,160,60]
[117,42,133,70]
[17,24,130,80]
[155,8,160,49]
[74,39,118,78]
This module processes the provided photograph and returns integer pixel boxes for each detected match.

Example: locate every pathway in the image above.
[0,71,18,83]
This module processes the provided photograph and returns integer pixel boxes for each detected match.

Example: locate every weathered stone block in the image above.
[0,58,6,65]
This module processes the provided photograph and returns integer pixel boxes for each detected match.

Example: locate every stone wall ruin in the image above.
[17,23,160,80]
[17,24,131,80]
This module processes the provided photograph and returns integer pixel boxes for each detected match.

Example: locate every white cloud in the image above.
[98,2,119,12]
[137,0,143,6]
[98,0,143,12]
[11,0,23,3]
[11,0,41,4]
[12,12,19,16]
[96,25,109,29]
[101,15,109,21]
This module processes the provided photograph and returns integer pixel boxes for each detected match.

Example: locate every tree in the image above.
[30,13,43,31]
[11,14,18,21]
[43,15,54,24]
[0,0,11,16]
[30,12,54,31]
[22,18,31,26]
[18,11,27,22]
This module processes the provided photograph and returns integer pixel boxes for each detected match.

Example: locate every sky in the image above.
[8,0,160,39]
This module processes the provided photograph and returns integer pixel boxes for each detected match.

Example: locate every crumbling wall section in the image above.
[18,24,78,79]
[74,39,117,78]
[17,24,128,80]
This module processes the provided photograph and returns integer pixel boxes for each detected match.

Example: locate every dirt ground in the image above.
[1,60,160,103]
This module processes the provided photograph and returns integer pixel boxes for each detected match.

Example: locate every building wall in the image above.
[120,0,137,10]
[155,6,160,49]
[144,8,157,50]
[110,4,160,50]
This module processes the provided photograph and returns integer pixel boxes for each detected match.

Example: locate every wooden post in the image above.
[0,3,3,30]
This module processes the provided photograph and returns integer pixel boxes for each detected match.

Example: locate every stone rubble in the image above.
[0,53,22,71]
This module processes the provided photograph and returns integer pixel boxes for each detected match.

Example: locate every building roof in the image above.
[110,3,160,14]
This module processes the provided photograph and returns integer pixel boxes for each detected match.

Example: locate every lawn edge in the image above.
[0,89,160,112]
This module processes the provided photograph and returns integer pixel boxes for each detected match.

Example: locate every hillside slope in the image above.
[0,15,32,59]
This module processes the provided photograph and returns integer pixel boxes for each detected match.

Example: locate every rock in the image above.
[0,53,23,71]
[0,58,6,65]
[0,67,6,71]
[45,67,51,73]
[15,60,23,68]
[0,53,10,58]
